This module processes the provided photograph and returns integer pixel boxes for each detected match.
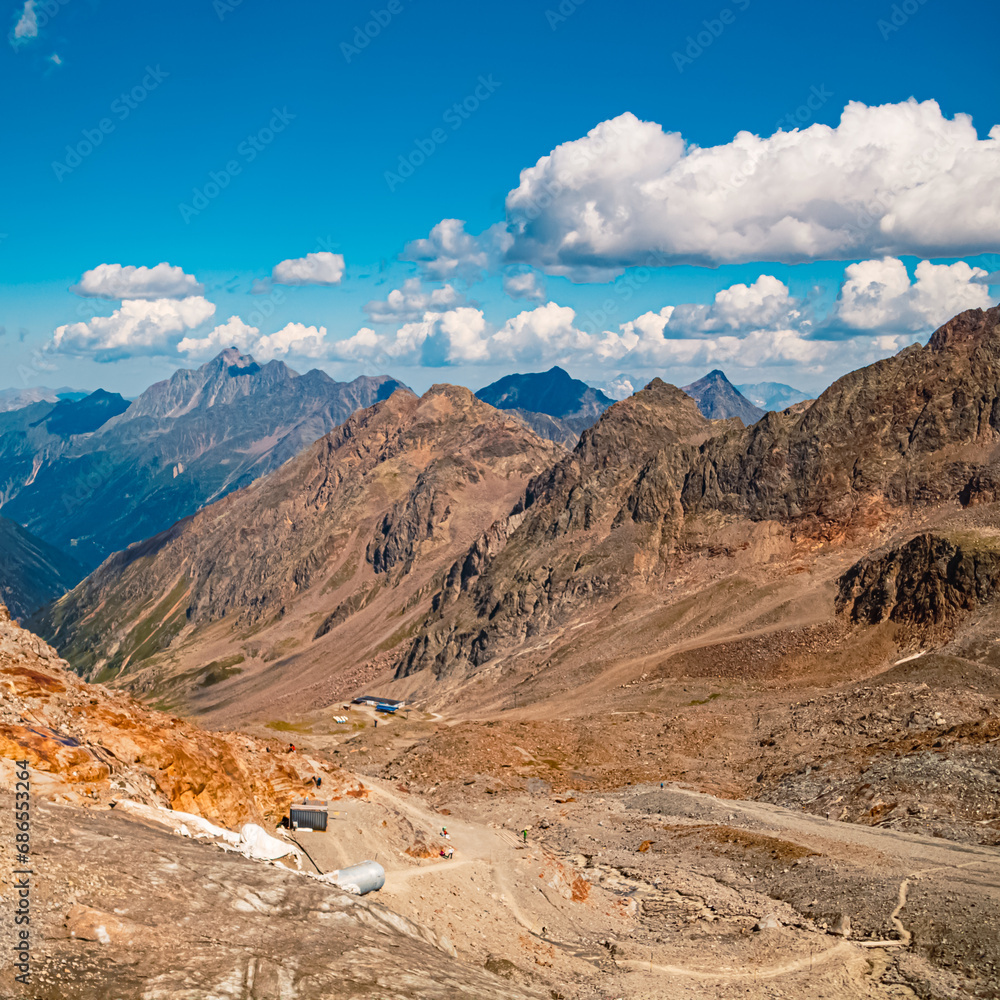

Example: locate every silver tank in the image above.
[330,860,385,895]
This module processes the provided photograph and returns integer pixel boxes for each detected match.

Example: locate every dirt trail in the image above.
[618,940,854,981]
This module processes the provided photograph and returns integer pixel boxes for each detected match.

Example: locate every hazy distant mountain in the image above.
[736,381,811,411]
[477,366,614,445]
[0,350,407,570]
[0,386,89,413]
[681,370,765,424]
[0,516,84,621]
[30,388,130,436]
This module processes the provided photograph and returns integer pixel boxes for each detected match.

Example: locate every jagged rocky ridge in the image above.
[34,385,561,687]
[401,306,1000,680]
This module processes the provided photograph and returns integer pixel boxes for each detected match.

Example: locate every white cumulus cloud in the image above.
[52,297,216,361]
[177,316,260,358]
[271,252,345,286]
[254,322,330,358]
[505,101,1000,277]
[363,278,465,323]
[826,258,991,335]
[401,220,511,282]
[72,263,204,300]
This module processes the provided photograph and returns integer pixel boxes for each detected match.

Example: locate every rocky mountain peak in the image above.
[927,304,1000,355]
[682,369,765,424]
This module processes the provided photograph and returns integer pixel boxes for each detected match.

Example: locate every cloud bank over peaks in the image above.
[823,258,990,337]
[503,100,1000,278]
[52,297,216,361]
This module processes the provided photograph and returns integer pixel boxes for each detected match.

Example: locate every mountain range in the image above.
[0,349,405,570]
[37,384,560,712]
[33,305,1000,718]
[15,304,1000,999]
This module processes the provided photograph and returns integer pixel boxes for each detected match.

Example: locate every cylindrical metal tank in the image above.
[330,860,385,895]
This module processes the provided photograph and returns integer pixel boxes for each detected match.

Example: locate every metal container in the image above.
[331,860,385,895]
[290,806,328,832]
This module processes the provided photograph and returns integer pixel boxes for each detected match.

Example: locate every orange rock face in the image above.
[0,603,334,829]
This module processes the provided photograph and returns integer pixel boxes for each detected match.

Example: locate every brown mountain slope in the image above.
[398,305,1000,693]
[34,386,561,719]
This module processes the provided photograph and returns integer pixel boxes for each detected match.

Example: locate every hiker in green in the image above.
[522,828,528,845]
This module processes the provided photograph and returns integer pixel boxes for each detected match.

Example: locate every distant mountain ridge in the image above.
[0,350,407,571]
[0,386,89,413]
[476,366,615,446]
[681,370,765,424]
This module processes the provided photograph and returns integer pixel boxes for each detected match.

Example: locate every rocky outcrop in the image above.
[0,603,323,827]
[836,533,1000,625]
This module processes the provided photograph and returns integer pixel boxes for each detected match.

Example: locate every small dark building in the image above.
[289,799,328,832]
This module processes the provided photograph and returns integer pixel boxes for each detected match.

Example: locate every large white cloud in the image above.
[401,220,511,282]
[177,315,260,358]
[72,263,203,300]
[504,101,1000,277]
[13,0,37,39]
[363,278,465,323]
[271,252,345,286]
[826,258,990,335]
[668,274,807,336]
[52,297,216,361]
[254,322,330,358]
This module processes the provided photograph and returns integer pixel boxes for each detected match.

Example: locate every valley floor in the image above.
[4,766,998,999]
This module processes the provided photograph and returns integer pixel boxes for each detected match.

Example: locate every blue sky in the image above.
[2,0,998,397]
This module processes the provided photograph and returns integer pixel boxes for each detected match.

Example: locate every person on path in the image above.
[522,828,528,845]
